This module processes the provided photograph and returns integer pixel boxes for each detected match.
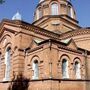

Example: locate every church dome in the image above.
[12,11,22,20]
[33,0,79,34]
[34,0,76,21]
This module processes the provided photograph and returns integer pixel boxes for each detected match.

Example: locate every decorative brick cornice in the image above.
[58,44,83,54]
[24,38,84,55]
[0,19,60,40]
[27,46,43,54]
[32,15,80,28]
[2,78,90,83]
[30,78,90,82]
[60,28,90,39]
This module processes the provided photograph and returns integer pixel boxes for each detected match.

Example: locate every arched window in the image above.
[32,60,39,79]
[68,6,73,18]
[74,61,81,79]
[37,7,42,19]
[62,59,69,78]
[3,47,11,81]
[51,3,58,15]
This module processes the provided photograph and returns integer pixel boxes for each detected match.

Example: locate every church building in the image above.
[0,0,90,90]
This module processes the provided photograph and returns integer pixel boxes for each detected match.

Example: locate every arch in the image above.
[73,57,81,63]
[1,34,12,48]
[51,3,59,15]
[30,55,40,63]
[68,5,74,18]
[37,7,43,20]
[1,34,11,44]
[4,42,12,49]
[31,55,40,79]
[73,58,81,79]
[60,54,71,62]
[1,34,11,41]
[60,54,70,79]
[3,46,11,81]
[62,58,69,79]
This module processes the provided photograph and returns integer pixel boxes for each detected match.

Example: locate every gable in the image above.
[30,38,44,49]
[67,39,77,50]
[61,38,77,50]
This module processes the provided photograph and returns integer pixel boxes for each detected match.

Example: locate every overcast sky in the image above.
[0,0,90,27]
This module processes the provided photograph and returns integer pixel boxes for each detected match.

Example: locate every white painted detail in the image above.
[51,3,58,15]
[75,61,81,79]
[62,59,69,79]
[3,48,11,81]
[32,60,39,79]
[12,11,22,20]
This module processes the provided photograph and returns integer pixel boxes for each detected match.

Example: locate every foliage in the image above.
[0,0,5,4]
[8,74,30,90]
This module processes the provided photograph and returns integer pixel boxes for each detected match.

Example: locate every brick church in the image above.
[0,0,90,90]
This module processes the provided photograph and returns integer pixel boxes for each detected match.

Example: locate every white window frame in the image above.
[3,48,11,81]
[62,59,69,79]
[32,60,39,79]
[68,6,73,18]
[51,3,59,15]
[37,8,42,20]
[74,61,81,79]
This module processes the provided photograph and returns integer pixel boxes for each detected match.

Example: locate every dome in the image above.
[33,0,79,33]
[12,11,22,20]
[34,0,76,21]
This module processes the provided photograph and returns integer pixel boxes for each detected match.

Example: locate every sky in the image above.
[0,0,90,27]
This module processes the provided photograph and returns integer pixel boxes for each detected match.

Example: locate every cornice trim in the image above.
[2,78,90,83]
[0,19,60,39]
[60,29,90,39]
[32,15,80,28]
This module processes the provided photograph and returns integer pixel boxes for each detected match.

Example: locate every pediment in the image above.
[61,38,77,50]
[30,38,44,49]
[67,39,77,50]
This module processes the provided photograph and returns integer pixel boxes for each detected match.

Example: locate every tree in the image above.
[0,0,5,4]
[8,74,30,90]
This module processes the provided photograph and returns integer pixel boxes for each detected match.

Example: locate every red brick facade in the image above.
[0,0,90,90]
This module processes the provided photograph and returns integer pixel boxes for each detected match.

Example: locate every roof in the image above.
[37,39,90,55]
[0,19,60,39]
[12,11,22,20]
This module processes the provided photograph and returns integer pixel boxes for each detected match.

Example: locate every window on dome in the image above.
[68,6,73,18]
[51,3,58,15]
[32,60,39,79]
[4,47,11,81]
[74,61,81,79]
[62,59,69,79]
[37,7,42,19]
